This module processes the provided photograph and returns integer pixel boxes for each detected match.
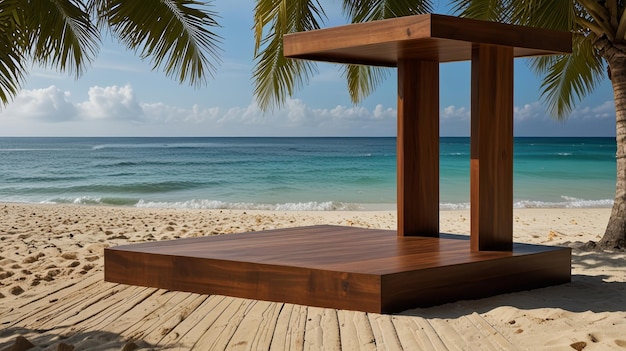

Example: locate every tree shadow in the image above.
[0,327,160,350]
[401,250,626,319]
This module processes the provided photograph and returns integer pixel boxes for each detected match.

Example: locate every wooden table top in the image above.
[107,225,564,275]
[283,13,572,66]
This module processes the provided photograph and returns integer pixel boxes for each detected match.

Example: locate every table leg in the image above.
[397,59,440,237]
[470,44,514,251]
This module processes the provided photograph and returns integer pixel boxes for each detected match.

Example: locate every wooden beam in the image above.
[470,44,514,251]
[283,14,572,66]
[397,59,439,237]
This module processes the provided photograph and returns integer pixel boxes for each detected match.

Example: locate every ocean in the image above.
[0,137,616,210]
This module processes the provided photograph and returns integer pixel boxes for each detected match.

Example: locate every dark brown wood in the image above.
[397,59,439,237]
[283,14,572,67]
[283,14,571,247]
[105,225,571,313]
[104,15,574,314]
[470,44,514,251]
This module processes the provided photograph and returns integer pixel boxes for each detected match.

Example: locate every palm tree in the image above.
[0,0,221,105]
[253,0,625,250]
[449,1,623,250]
[252,0,433,110]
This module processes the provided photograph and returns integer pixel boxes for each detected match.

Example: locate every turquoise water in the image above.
[0,137,616,210]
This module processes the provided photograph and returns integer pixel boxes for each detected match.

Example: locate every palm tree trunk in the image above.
[599,47,626,250]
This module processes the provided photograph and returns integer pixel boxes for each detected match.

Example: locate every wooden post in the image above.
[397,59,440,237]
[470,44,514,251]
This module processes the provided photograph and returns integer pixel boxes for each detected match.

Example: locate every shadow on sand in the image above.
[402,250,626,318]
[0,327,158,351]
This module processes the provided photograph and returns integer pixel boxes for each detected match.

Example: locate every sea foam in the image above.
[134,199,364,211]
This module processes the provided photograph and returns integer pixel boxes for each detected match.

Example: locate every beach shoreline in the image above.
[0,137,617,211]
[1,202,624,350]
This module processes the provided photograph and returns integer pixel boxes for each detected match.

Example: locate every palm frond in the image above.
[342,65,390,104]
[511,0,574,30]
[606,0,619,29]
[616,6,626,40]
[578,0,615,38]
[0,0,27,104]
[450,0,513,22]
[531,33,605,120]
[100,0,222,87]
[253,0,325,111]
[342,0,432,23]
[25,0,99,77]
[340,0,430,103]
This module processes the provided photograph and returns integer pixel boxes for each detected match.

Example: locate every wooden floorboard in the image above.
[105,225,571,313]
[0,274,536,350]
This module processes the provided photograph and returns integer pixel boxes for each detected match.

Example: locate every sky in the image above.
[0,1,617,137]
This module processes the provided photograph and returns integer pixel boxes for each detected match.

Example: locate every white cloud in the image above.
[593,100,615,119]
[513,100,615,136]
[3,86,77,121]
[77,85,143,121]
[441,105,470,121]
[373,104,395,120]
[439,105,470,136]
[438,101,616,136]
[514,102,544,121]
[0,85,399,136]
[142,103,222,124]
[570,100,615,120]
[0,85,617,137]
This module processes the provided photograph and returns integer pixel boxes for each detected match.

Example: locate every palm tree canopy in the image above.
[253,0,615,120]
[252,0,434,111]
[451,0,608,119]
[0,0,221,105]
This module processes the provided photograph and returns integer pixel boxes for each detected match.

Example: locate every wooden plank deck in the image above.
[0,272,524,350]
[104,225,571,313]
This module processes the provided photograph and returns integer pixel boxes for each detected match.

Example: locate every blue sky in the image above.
[0,0,617,137]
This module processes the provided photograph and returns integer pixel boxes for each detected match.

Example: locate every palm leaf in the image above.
[510,0,574,30]
[341,0,431,103]
[27,0,100,77]
[341,65,390,104]
[531,33,605,119]
[0,0,27,104]
[342,0,432,23]
[98,0,221,87]
[578,0,614,37]
[454,0,605,122]
[253,0,325,111]
[451,0,513,22]
[615,4,626,40]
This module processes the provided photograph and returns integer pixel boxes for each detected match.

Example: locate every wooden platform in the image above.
[104,225,571,313]
[105,15,573,314]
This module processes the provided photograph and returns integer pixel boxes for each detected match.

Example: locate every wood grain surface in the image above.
[105,225,571,313]
[397,59,440,237]
[470,44,515,251]
[283,13,571,66]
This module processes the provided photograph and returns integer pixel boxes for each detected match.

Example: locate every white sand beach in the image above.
[0,203,625,350]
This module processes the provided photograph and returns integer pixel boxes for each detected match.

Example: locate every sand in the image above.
[0,203,624,350]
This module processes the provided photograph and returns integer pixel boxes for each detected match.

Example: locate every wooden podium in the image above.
[283,13,571,247]
[105,14,573,313]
